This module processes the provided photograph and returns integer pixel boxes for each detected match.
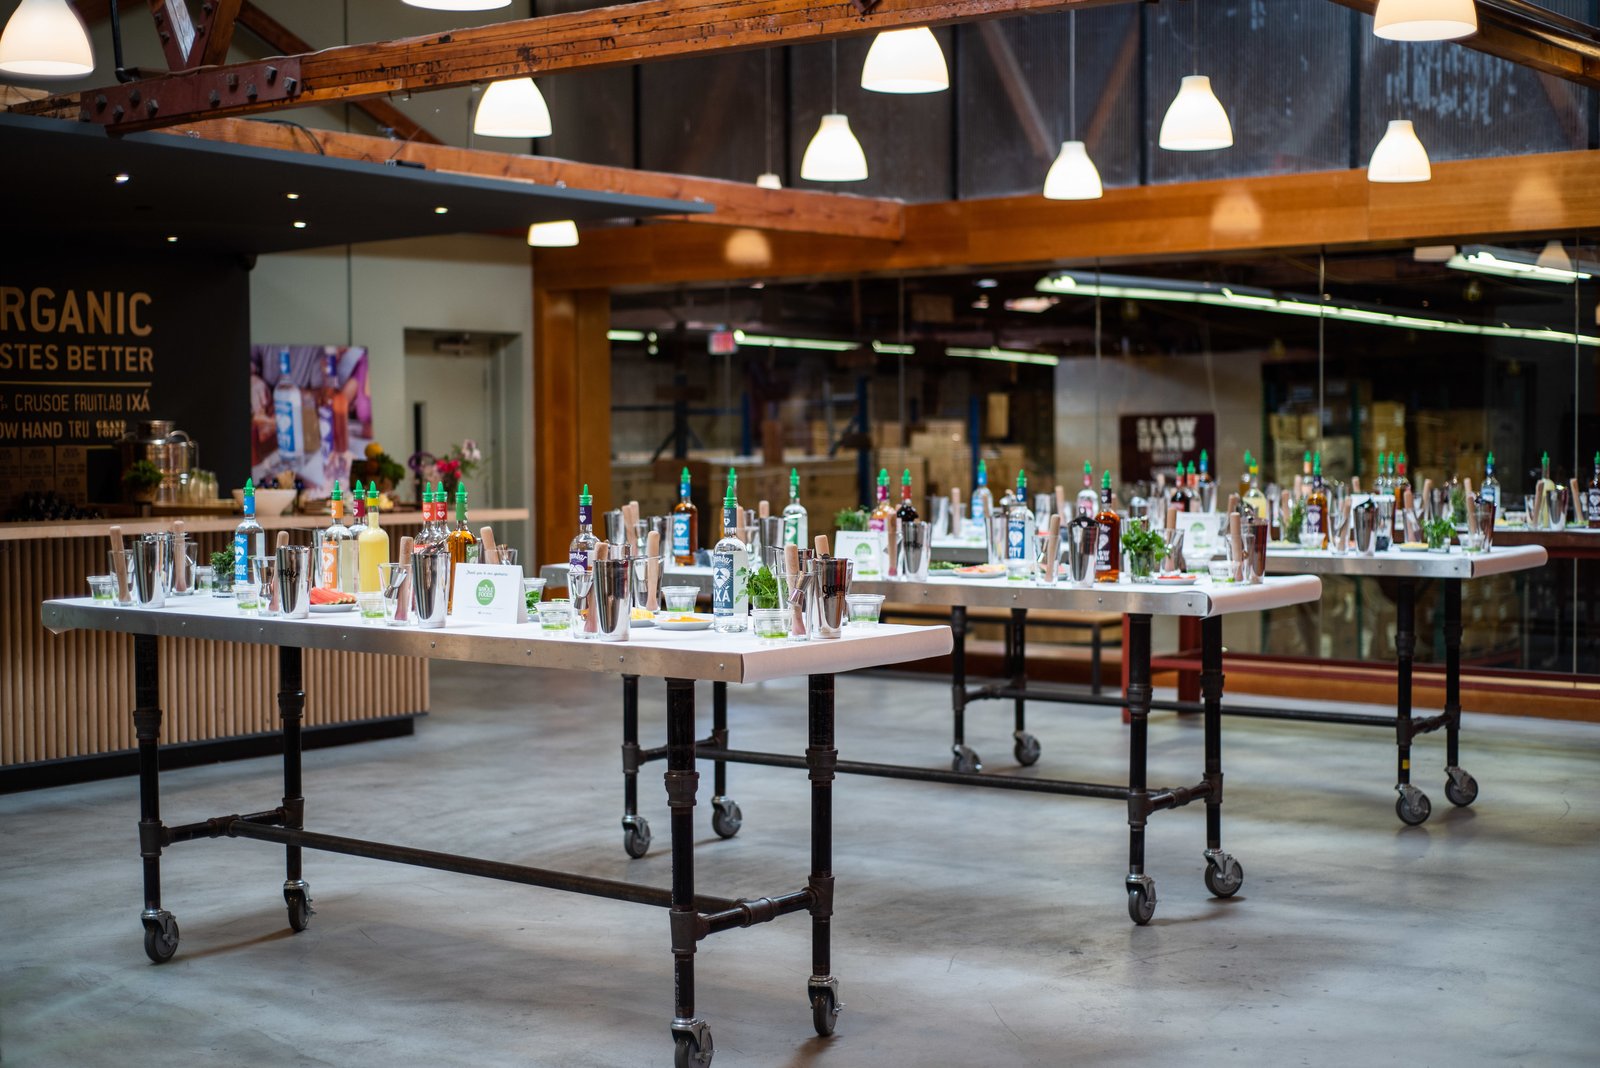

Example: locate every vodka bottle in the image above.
[781,467,808,547]
[273,349,303,458]
[233,478,265,586]
[971,459,994,524]
[1006,469,1035,564]
[319,480,352,590]
[712,470,749,632]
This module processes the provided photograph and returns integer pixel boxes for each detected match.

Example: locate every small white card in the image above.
[449,563,527,624]
[836,531,888,579]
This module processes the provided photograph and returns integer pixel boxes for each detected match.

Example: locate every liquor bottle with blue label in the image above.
[712,469,749,632]
[272,349,302,458]
[1007,470,1035,565]
[782,467,808,546]
[233,478,265,585]
[971,459,994,523]
[671,466,698,565]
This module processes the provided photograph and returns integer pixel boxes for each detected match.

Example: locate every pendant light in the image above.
[473,78,552,138]
[1536,239,1574,274]
[1043,12,1102,200]
[403,1,512,11]
[1373,0,1477,42]
[527,220,579,247]
[801,42,868,182]
[1158,1,1232,151]
[860,27,948,94]
[1367,119,1431,182]
[0,0,93,78]
[755,50,783,189]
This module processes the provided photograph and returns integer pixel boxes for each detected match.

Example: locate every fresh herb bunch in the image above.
[834,508,869,532]
[122,460,163,491]
[1120,517,1166,558]
[1285,499,1306,543]
[748,565,780,609]
[1424,515,1455,548]
[1449,485,1467,525]
[210,548,234,572]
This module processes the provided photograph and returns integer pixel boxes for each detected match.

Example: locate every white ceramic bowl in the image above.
[231,488,298,516]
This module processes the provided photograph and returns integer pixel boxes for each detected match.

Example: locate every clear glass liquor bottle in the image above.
[233,477,266,586]
[712,470,749,632]
[1006,470,1035,564]
[319,480,352,590]
[1479,452,1499,508]
[781,467,808,547]
[971,459,994,524]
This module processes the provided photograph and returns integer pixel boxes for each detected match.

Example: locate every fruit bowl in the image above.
[232,488,298,516]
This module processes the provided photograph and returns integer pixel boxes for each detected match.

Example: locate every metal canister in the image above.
[121,420,198,504]
[899,520,931,582]
[1353,500,1378,555]
[131,534,169,608]
[808,557,853,639]
[1066,517,1099,587]
[593,558,632,642]
[277,545,311,619]
[411,548,451,629]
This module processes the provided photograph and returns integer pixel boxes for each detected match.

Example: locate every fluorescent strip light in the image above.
[607,330,647,342]
[1037,274,1599,349]
[944,346,1059,367]
[732,331,860,352]
[871,341,915,355]
[1446,245,1592,284]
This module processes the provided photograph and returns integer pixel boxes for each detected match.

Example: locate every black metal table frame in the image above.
[125,633,842,1067]
[619,611,1242,926]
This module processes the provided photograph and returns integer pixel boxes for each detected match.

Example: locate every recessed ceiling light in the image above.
[434,206,449,215]
[165,235,178,243]
[113,173,130,184]
[292,221,307,229]
[975,278,999,289]
[285,192,300,200]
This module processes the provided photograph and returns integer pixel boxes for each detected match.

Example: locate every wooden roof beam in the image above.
[36,0,1132,133]
[165,117,907,240]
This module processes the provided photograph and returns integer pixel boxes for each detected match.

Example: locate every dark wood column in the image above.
[534,284,612,565]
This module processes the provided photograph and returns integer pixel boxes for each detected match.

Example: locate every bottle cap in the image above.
[244,477,255,495]
[329,480,341,501]
[791,467,799,484]
[455,483,467,502]
[352,479,362,495]
[366,483,378,501]
[723,468,737,506]
[1304,450,1311,463]
[1313,453,1322,475]
[1200,449,1209,465]
[1016,469,1026,490]
[580,484,592,505]
[681,466,690,482]
[1101,470,1112,489]
[1083,461,1091,474]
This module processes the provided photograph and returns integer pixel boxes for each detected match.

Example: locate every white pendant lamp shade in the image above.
[755,172,783,190]
[1373,0,1478,42]
[1536,240,1574,273]
[860,27,948,94]
[801,114,868,182]
[1158,75,1233,151]
[474,78,552,138]
[404,1,512,11]
[1367,119,1431,182]
[0,0,93,78]
[526,220,579,247]
[1042,141,1103,201]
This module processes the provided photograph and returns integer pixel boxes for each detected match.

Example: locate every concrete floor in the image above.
[3,663,1598,1067]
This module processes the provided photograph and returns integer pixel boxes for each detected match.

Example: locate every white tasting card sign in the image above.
[449,564,527,624]
[836,531,887,579]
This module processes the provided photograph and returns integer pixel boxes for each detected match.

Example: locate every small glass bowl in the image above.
[234,582,260,613]
[538,598,573,633]
[88,575,116,602]
[357,592,385,622]
[661,585,700,612]
[846,593,885,626]
[751,607,791,643]
[193,565,215,593]
[1206,559,1235,583]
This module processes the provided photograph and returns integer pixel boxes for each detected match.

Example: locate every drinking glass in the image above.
[88,575,116,602]
[538,598,573,633]
[661,585,700,613]
[379,562,410,626]
[107,548,135,606]
[845,593,884,627]
[235,582,259,614]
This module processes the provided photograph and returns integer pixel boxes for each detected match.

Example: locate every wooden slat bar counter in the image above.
[0,509,526,781]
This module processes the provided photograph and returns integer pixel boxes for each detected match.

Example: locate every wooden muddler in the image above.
[109,525,129,602]
[396,535,414,620]
[885,512,897,577]
[1165,504,1179,531]
[814,534,830,558]
[1421,478,1434,517]
[785,542,805,636]
[645,529,661,610]
[172,520,188,593]
[1228,492,1240,515]
[1464,479,1478,536]
[1046,512,1061,575]
[1054,484,1067,517]
[479,526,498,562]
[1351,475,1362,494]
[1229,511,1244,577]
[759,500,770,519]
[276,530,289,550]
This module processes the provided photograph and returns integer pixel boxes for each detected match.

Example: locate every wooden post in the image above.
[534,285,612,565]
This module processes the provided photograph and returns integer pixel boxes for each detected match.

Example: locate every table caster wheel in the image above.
[1203,851,1243,898]
[811,987,841,1037]
[1012,732,1041,767]
[622,816,652,859]
[710,797,742,839]
[284,883,314,932]
[1125,875,1156,925]
[951,745,982,774]
[1444,767,1478,807]
[142,910,179,964]
[672,1021,713,1068]
[1395,784,1432,826]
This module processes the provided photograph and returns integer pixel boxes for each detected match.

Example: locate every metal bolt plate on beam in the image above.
[83,58,303,130]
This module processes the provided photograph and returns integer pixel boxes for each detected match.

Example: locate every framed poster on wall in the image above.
[1119,413,1216,484]
[250,344,371,497]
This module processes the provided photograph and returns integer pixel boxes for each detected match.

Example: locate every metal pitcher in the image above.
[808,557,853,639]
[899,520,931,582]
[593,558,632,642]
[131,534,169,608]
[277,545,311,619]
[1065,517,1099,587]
[411,548,450,630]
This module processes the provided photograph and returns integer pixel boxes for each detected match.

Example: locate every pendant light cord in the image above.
[1069,11,1078,142]
[831,40,839,113]
[765,49,774,173]
[1192,0,1200,76]
[1318,250,1326,458]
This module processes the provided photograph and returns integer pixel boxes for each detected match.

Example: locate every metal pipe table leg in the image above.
[133,634,179,963]
[665,678,713,1066]
[279,646,313,933]
[950,606,979,773]
[1010,608,1040,766]
[1124,614,1157,925]
[1199,616,1243,900]
[710,681,742,839]
[1441,578,1479,809]
[807,673,841,1037]
[1393,578,1431,825]
[620,675,652,858]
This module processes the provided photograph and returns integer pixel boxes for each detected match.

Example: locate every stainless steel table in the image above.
[1259,544,1548,825]
[41,596,950,1066]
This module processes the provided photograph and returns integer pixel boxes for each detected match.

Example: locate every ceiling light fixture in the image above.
[1535,239,1574,274]
[1447,244,1591,284]
[0,0,93,77]
[755,49,783,189]
[527,220,579,247]
[113,173,130,184]
[1044,12,1103,200]
[433,206,449,215]
[945,346,1060,367]
[802,42,868,182]
[402,1,511,11]
[165,235,178,243]
[292,221,307,229]
[1373,0,1478,41]
[1367,119,1431,183]
[473,78,553,138]
[285,192,300,200]
[860,27,948,94]
[1159,1,1232,151]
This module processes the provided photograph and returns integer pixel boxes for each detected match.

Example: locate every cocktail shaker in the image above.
[593,558,632,642]
[276,545,311,619]
[131,534,169,608]
[411,548,450,629]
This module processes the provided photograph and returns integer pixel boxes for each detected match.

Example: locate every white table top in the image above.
[40,597,952,686]
[847,574,1322,618]
[1265,543,1547,579]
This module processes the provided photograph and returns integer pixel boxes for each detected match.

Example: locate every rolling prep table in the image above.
[1255,544,1548,825]
[542,564,1322,925]
[40,596,950,1067]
